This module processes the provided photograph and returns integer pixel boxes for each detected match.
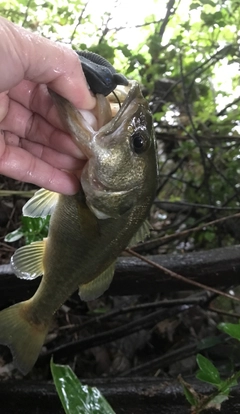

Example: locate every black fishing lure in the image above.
[76,50,128,96]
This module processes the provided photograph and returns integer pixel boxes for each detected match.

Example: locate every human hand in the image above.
[0,17,96,195]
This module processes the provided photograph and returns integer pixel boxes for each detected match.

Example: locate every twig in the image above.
[70,1,89,42]
[120,334,226,376]
[40,305,185,361]
[208,306,240,320]
[21,0,32,27]
[161,44,233,102]
[126,248,240,303]
[158,0,177,40]
[155,200,240,211]
[55,293,210,337]
[134,212,240,251]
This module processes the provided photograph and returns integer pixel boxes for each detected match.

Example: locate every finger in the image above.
[0,139,80,195]
[9,82,75,133]
[0,98,85,159]
[9,82,63,129]
[0,17,96,110]
[21,140,86,171]
[0,92,9,122]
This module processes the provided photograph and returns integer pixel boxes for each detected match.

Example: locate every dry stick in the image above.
[135,211,240,250]
[208,306,240,319]
[120,333,226,377]
[126,248,240,304]
[40,305,185,361]
[55,293,210,337]
[120,342,200,377]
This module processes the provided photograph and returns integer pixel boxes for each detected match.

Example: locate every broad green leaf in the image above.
[218,323,240,341]
[196,354,221,386]
[51,360,116,414]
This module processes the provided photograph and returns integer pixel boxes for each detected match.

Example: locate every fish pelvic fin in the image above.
[0,301,50,375]
[79,261,116,302]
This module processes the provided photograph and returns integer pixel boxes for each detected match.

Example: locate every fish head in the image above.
[49,81,158,219]
[81,81,158,218]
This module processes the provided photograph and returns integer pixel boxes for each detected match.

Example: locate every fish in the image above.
[0,80,158,374]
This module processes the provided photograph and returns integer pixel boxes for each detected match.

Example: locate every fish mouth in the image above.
[79,82,133,132]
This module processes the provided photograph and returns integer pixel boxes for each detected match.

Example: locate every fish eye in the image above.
[131,131,149,154]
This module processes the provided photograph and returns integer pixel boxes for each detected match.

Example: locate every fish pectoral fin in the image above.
[11,239,46,279]
[128,220,151,247]
[79,262,116,302]
[23,188,59,217]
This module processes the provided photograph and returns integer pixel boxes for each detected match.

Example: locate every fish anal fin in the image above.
[11,239,46,280]
[128,220,151,247]
[0,301,49,374]
[79,262,116,302]
[23,188,59,218]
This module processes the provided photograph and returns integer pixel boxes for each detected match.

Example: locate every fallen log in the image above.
[0,377,238,414]
[0,245,240,306]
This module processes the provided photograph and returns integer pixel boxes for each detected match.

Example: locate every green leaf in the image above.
[51,360,116,414]
[200,0,215,5]
[182,383,198,406]
[197,335,224,350]
[196,354,221,386]
[219,372,240,394]
[190,2,201,10]
[21,216,50,244]
[218,322,240,341]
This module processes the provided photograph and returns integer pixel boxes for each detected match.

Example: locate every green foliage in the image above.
[180,354,240,413]
[51,360,116,414]
[196,354,222,385]
[218,322,240,341]
[4,216,50,244]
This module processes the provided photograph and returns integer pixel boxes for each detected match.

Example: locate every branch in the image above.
[70,1,89,42]
[158,0,177,39]
[1,245,240,301]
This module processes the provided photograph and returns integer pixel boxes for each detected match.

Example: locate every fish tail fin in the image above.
[0,301,50,375]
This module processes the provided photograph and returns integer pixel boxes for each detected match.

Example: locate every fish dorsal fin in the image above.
[11,239,46,279]
[79,261,116,302]
[23,188,59,218]
[128,220,151,247]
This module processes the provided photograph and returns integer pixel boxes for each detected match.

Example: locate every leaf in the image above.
[218,322,240,341]
[196,354,221,386]
[197,335,224,350]
[200,0,216,5]
[51,360,116,414]
[178,377,198,406]
[219,372,240,395]
[190,2,201,10]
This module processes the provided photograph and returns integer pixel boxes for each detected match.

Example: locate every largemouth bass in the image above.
[0,81,158,374]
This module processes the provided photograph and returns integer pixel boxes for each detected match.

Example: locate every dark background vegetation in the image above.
[0,0,240,411]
